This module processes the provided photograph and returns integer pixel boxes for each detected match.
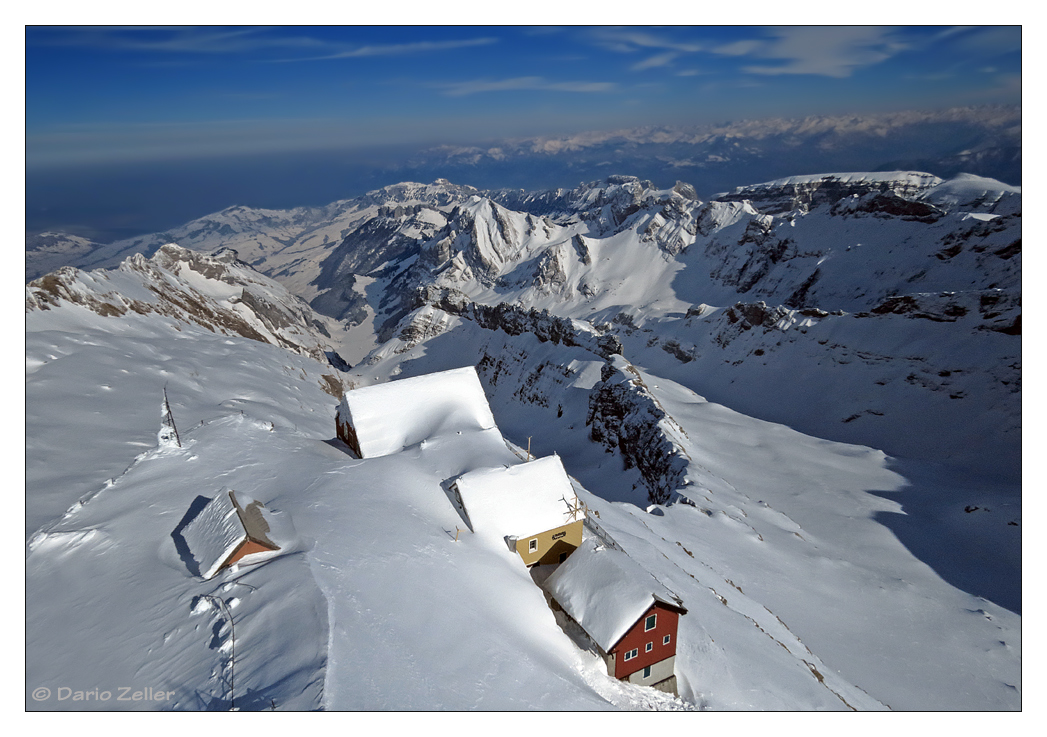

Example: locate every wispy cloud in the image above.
[590,28,704,54]
[631,52,680,72]
[945,26,1022,56]
[711,40,763,57]
[286,37,498,61]
[29,27,498,62]
[31,27,324,55]
[737,27,908,78]
[436,76,617,96]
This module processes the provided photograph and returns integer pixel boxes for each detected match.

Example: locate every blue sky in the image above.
[25,25,1021,169]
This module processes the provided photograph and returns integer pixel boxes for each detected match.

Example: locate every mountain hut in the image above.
[335,366,498,459]
[450,454,584,566]
[181,489,280,580]
[542,537,687,695]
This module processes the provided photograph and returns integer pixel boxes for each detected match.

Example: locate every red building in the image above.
[609,600,686,683]
[543,537,687,695]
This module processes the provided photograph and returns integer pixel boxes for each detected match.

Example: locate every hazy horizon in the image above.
[26,25,1021,242]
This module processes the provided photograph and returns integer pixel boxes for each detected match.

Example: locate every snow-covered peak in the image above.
[918,173,1022,214]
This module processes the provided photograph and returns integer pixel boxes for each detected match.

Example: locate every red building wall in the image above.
[611,602,681,680]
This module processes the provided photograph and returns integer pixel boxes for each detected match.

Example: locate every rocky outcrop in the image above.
[830,191,944,222]
[409,285,623,358]
[586,357,691,505]
[717,172,943,215]
[855,289,1021,334]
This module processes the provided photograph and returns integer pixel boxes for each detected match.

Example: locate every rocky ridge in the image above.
[26,244,344,370]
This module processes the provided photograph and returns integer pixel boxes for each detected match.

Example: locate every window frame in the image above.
[528,538,538,553]
[642,665,652,679]
[663,634,671,646]
[623,648,638,662]
[644,613,657,631]
[645,641,653,653]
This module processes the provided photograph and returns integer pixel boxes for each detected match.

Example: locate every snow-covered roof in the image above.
[338,366,498,459]
[452,455,579,539]
[181,489,272,579]
[543,537,685,652]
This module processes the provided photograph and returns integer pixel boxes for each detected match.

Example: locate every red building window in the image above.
[644,614,657,631]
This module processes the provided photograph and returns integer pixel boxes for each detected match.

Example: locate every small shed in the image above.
[450,455,584,566]
[543,537,687,695]
[181,489,281,580]
[336,366,498,458]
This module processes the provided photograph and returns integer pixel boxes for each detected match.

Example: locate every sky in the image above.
[26,25,1022,169]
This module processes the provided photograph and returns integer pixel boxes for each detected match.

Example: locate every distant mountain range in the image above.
[383,105,1021,196]
[24,105,1020,244]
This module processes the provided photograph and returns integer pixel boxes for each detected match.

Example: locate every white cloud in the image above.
[590,29,703,54]
[738,27,907,78]
[712,39,763,57]
[631,52,679,71]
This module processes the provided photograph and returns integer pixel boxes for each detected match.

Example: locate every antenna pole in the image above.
[163,387,182,448]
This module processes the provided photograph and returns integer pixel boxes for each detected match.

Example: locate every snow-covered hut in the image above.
[335,366,498,459]
[449,455,584,566]
[181,489,280,580]
[543,537,687,695]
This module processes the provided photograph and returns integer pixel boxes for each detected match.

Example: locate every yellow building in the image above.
[450,455,584,566]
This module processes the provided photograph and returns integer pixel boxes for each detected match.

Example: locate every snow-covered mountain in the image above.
[46,171,1018,477]
[25,168,1021,710]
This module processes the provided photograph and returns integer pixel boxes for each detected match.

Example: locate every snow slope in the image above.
[25,169,1021,711]
[338,304,1021,710]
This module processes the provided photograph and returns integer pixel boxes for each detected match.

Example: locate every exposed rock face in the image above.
[586,357,690,505]
[830,191,944,222]
[409,285,623,359]
[724,301,793,330]
[857,289,1021,333]
[717,172,944,215]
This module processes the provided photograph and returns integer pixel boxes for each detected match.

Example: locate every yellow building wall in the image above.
[515,519,583,566]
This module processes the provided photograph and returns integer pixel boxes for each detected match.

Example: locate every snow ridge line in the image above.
[28,438,196,549]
